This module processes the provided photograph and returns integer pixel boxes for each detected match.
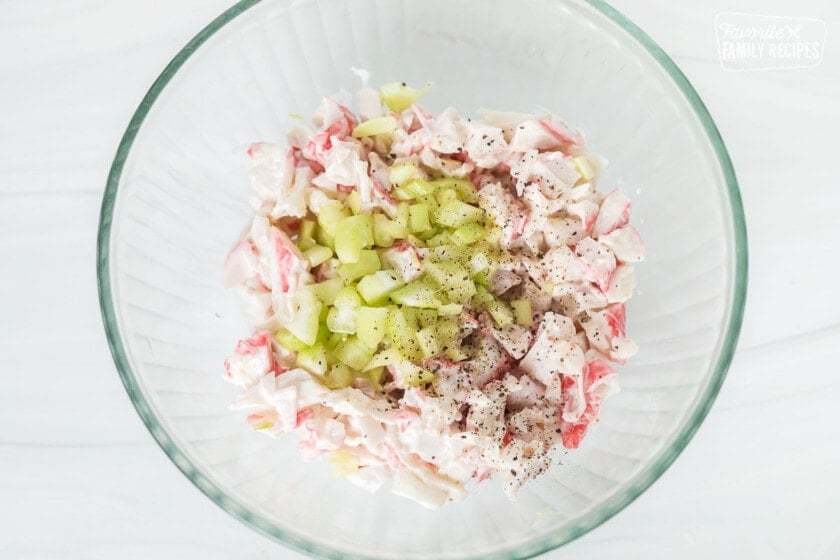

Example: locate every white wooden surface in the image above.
[2,1,838,558]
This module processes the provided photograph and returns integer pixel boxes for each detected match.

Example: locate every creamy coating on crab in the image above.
[224,83,644,509]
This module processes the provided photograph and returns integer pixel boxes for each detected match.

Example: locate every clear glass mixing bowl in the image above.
[97,0,748,558]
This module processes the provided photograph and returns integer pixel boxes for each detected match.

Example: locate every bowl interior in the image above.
[99,0,745,558]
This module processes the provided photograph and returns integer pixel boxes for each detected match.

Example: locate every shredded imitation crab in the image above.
[224,83,644,509]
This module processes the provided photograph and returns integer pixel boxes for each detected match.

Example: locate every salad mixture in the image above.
[224,83,644,508]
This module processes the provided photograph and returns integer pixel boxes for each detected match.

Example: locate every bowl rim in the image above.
[96,0,748,558]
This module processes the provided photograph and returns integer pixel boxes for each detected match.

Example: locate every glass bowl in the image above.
[97,0,747,558]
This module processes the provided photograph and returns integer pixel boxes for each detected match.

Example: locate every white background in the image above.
[1,1,838,558]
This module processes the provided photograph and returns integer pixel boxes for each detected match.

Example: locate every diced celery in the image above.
[469,250,492,275]
[356,306,389,347]
[400,306,421,331]
[338,250,381,283]
[424,231,451,247]
[429,244,472,266]
[473,269,491,287]
[335,215,374,264]
[400,362,436,386]
[386,307,423,361]
[432,199,484,228]
[474,286,514,327]
[327,306,356,334]
[333,285,363,309]
[511,299,533,327]
[390,282,442,309]
[326,332,346,350]
[430,177,478,203]
[303,245,333,267]
[450,222,486,246]
[437,303,463,316]
[373,213,407,247]
[388,162,420,187]
[409,203,432,233]
[417,327,439,358]
[317,202,350,237]
[347,189,362,215]
[434,187,458,205]
[357,270,404,305]
[326,286,362,334]
[435,317,460,342]
[364,347,404,370]
[305,277,344,306]
[314,224,335,250]
[380,81,433,113]
[414,309,438,329]
[573,155,595,181]
[366,366,386,390]
[443,345,470,361]
[352,115,398,138]
[329,449,360,477]
[403,179,436,199]
[334,336,377,370]
[425,261,475,304]
[298,219,316,250]
[287,291,322,345]
[296,343,328,376]
[275,329,308,352]
[395,202,411,231]
[322,364,355,389]
[315,321,331,344]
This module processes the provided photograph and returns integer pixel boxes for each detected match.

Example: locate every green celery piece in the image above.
[432,199,484,228]
[357,270,404,305]
[409,203,432,233]
[317,202,350,237]
[390,282,442,309]
[414,309,438,329]
[437,303,463,316]
[275,329,309,352]
[388,162,420,188]
[386,307,423,361]
[443,345,470,361]
[425,261,476,304]
[400,362,436,386]
[356,306,389,347]
[304,277,344,306]
[326,286,363,334]
[430,177,478,203]
[303,245,334,267]
[352,115,398,137]
[417,327,439,358]
[429,244,472,266]
[347,190,363,215]
[322,364,355,389]
[335,215,375,264]
[364,347,404,370]
[296,343,328,376]
[450,222,486,246]
[381,81,433,113]
[338,250,381,283]
[474,286,514,327]
[511,299,533,327]
[373,213,407,248]
[314,224,335,250]
[326,306,356,335]
[333,336,377,370]
[287,291,322,345]
[366,366,386,390]
[395,202,411,231]
[298,219,317,250]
